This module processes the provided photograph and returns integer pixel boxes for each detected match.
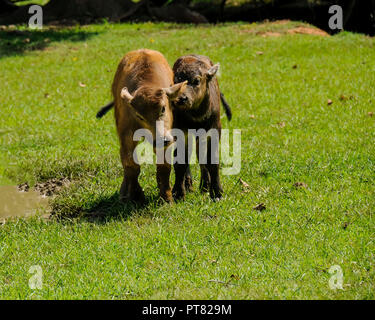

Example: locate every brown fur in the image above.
[172,54,226,200]
[112,49,186,203]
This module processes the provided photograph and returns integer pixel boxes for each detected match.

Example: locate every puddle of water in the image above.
[0,186,49,220]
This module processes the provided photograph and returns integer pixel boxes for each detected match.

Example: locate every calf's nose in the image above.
[177,95,188,105]
[163,136,173,146]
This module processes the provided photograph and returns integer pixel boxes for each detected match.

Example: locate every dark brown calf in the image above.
[172,54,232,200]
[112,49,186,203]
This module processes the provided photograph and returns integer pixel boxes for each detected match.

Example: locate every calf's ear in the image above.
[206,63,220,81]
[163,81,187,100]
[120,87,134,103]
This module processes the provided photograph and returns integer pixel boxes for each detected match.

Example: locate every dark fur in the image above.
[96,101,114,118]
[172,54,230,200]
[220,92,232,121]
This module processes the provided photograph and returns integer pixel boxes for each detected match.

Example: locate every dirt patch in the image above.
[18,178,70,197]
[287,26,329,36]
[239,20,329,37]
[260,32,282,37]
[17,183,30,192]
[34,178,70,196]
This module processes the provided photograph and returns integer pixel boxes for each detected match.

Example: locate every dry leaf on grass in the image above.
[253,203,266,211]
[239,178,250,192]
[79,82,86,87]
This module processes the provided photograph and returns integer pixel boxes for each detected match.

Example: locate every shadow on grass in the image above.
[0,27,99,58]
[52,191,160,225]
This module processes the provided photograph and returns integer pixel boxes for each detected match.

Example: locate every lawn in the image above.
[0,21,374,299]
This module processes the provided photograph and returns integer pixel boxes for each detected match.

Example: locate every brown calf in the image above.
[172,54,232,201]
[112,49,186,203]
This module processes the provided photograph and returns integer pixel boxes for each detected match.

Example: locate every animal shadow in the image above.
[80,191,159,224]
[0,27,99,58]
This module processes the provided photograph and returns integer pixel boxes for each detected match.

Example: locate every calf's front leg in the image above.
[119,138,145,203]
[157,163,172,202]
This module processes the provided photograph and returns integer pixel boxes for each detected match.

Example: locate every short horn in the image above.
[120,87,134,102]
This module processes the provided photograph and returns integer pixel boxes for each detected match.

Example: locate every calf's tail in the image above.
[220,92,232,121]
[96,101,114,119]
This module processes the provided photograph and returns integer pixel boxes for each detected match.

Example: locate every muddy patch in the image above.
[18,178,70,197]
[0,186,49,220]
[0,178,70,220]
[33,178,70,196]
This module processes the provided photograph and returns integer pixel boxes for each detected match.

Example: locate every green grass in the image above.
[0,21,375,299]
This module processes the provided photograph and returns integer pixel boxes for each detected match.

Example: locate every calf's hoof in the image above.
[185,176,193,192]
[160,190,173,203]
[172,185,186,201]
[210,187,223,201]
[119,190,145,205]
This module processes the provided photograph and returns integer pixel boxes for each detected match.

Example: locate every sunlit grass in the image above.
[0,21,374,299]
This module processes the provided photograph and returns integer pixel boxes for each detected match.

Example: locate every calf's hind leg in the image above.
[185,165,193,192]
[173,160,189,200]
[206,135,223,200]
[196,137,210,193]
[197,134,223,199]
[172,139,192,200]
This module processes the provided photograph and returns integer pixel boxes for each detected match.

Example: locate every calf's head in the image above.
[121,82,186,147]
[173,57,219,110]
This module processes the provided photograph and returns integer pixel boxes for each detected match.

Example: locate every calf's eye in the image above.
[193,78,200,86]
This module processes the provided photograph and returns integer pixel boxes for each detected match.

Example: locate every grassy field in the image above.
[0,21,374,299]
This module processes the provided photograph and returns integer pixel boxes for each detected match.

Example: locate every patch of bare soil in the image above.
[287,26,329,36]
[260,32,282,37]
[18,178,70,197]
[34,178,70,196]
[240,20,329,37]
